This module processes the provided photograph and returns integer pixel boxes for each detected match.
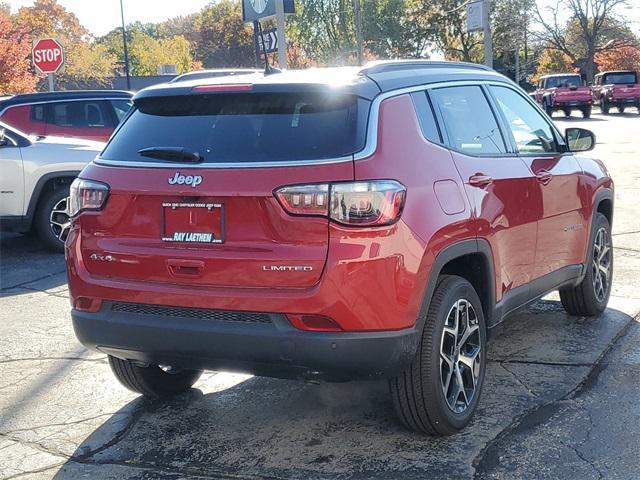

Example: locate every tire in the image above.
[545,102,553,117]
[582,107,591,119]
[34,186,71,253]
[617,106,625,114]
[563,109,571,117]
[560,213,613,316]
[600,98,610,114]
[108,356,203,399]
[389,275,487,435]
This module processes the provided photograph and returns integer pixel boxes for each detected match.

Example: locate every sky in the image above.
[6,0,212,36]
[5,0,640,38]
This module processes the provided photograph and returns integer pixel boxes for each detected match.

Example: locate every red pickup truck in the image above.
[593,70,640,114]
[535,74,593,118]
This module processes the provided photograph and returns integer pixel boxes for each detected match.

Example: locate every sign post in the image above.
[275,0,287,68]
[242,0,294,69]
[32,38,65,91]
[466,0,492,68]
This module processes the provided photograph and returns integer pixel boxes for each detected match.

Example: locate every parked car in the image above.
[0,121,103,251]
[0,90,133,142]
[592,70,640,114]
[534,73,593,118]
[169,69,260,83]
[67,60,613,435]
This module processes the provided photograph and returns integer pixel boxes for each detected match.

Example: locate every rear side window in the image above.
[411,91,441,143]
[429,86,506,155]
[49,101,113,128]
[31,104,46,123]
[101,92,370,163]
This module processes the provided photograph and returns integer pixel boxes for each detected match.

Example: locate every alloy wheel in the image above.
[49,196,71,244]
[592,227,612,302]
[440,299,482,414]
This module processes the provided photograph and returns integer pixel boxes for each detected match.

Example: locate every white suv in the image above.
[0,122,103,251]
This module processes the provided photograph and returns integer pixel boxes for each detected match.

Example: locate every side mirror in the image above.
[566,127,595,152]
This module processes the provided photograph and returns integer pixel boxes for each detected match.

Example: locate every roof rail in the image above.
[358,59,492,76]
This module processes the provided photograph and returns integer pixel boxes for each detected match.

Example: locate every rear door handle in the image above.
[468,174,493,187]
[535,169,553,185]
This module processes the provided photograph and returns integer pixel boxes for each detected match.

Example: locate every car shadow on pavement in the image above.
[551,115,605,122]
[0,232,67,295]
[49,300,638,480]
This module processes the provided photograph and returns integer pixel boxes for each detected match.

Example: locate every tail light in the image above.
[275,180,406,227]
[69,178,109,217]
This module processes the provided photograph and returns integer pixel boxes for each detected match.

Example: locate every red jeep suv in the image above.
[534,73,593,118]
[66,61,614,435]
[0,90,132,142]
[592,70,640,114]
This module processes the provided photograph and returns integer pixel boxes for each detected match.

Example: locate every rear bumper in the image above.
[609,97,639,105]
[72,302,419,381]
[551,100,592,108]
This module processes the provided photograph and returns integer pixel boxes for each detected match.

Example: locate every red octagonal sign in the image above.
[32,38,64,74]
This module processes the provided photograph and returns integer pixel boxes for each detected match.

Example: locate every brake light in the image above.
[274,180,406,227]
[192,84,253,92]
[69,178,109,217]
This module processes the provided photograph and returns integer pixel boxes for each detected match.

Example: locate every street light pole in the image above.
[354,0,364,65]
[120,0,131,90]
[483,0,493,68]
[275,0,288,69]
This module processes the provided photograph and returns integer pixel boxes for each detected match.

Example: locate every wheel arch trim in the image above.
[416,238,496,333]
[26,170,80,223]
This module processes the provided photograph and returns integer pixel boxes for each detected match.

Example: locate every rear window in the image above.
[545,76,582,88]
[603,72,637,84]
[101,92,370,163]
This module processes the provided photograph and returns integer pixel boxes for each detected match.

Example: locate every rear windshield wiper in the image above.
[138,146,203,163]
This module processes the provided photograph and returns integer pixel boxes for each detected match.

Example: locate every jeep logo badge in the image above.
[168,172,203,188]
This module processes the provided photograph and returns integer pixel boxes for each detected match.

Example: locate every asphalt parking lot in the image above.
[1,111,640,480]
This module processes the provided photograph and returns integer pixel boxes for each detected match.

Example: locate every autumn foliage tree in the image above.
[0,12,38,94]
[17,0,115,89]
[595,45,640,73]
[533,48,576,81]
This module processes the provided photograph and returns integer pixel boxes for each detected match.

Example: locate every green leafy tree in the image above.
[194,0,254,68]
[17,0,115,89]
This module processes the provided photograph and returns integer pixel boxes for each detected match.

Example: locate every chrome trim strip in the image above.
[94,155,354,169]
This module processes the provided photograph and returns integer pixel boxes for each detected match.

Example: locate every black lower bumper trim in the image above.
[72,302,419,381]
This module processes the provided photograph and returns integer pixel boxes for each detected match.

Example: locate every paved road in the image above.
[1,112,639,480]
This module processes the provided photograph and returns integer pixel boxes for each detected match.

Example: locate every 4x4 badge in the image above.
[168,172,203,188]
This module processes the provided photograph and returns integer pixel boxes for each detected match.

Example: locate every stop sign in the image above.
[32,38,64,74]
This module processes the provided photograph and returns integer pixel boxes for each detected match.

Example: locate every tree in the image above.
[17,0,115,89]
[533,48,575,81]
[427,0,483,62]
[595,45,640,72]
[0,12,38,94]
[533,0,634,80]
[195,0,254,68]
[361,0,431,59]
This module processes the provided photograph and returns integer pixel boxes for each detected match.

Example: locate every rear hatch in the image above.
[547,75,591,102]
[554,85,592,102]
[80,88,370,289]
[604,72,640,98]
